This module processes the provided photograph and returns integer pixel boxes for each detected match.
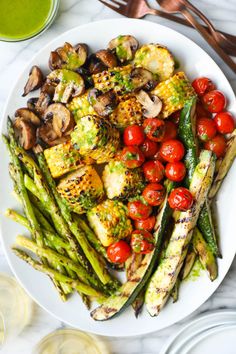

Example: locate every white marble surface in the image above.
[0,0,236,353]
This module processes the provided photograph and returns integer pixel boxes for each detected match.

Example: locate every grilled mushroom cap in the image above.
[108,35,139,62]
[49,42,88,70]
[87,54,107,75]
[37,103,75,146]
[14,119,36,150]
[95,49,117,68]
[15,108,41,126]
[22,66,44,97]
[136,90,162,118]
[88,88,117,116]
[130,68,154,91]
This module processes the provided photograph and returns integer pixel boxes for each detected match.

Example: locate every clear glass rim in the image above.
[0,0,60,43]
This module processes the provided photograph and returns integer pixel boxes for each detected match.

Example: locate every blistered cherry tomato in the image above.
[214,111,235,134]
[121,146,145,168]
[123,125,145,146]
[204,134,227,158]
[168,187,193,211]
[131,230,154,254]
[134,216,156,232]
[128,200,152,220]
[143,118,166,142]
[107,240,131,263]
[142,183,166,206]
[160,139,185,162]
[142,160,165,183]
[192,77,215,96]
[170,110,181,124]
[196,102,212,118]
[197,117,217,142]
[140,138,159,158]
[165,161,186,182]
[162,121,177,142]
[202,90,226,113]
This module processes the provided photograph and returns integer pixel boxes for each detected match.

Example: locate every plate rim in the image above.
[0,18,236,337]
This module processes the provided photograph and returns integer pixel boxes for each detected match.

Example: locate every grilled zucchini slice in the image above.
[57,165,105,214]
[145,150,215,316]
[103,160,145,200]
[152,72,196,118]
[71,115,120,163]
[133,44,174,82]
[87,200,132,247]
[67,91,96,122]
[44,141,93,178]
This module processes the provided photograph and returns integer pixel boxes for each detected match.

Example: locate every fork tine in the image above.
[98,0,126,15]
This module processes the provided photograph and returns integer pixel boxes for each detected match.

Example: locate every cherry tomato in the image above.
[202,90,226,113]
[214,111,235,134]
[160,139,185,163]
[128,200,152,220]
[142,183,166,206]
[204,134,226,158]
[134,216,156,232]
[165,161,186,182]
[196,101,212,118]
[197,117,217,142]
[123,125,145,146]
[162,121,177,142]
[140,138,159,158]
[170,110,181,124]
[192,77,215,96]
[121,146,145,168]
[143,118,166,142]
[168,187,193,211]
[142,160,165,183]
[107,240,131,263]
[131,230,154,254]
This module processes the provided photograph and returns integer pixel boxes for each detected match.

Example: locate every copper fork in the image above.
[98,0,236,56]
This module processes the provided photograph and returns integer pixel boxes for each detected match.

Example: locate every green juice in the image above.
[0,0,53,40]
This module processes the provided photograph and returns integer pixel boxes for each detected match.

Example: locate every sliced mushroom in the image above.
[87,54,107,75]
[88,89,117,117]
[136,90,162,118]
[22,66,44,97]
[47,69,85,103]
[15,108,41,126]
[130,67,154,91]
[95,49,117,68]
[14,119,36,150]
[49,42,88,71]
[108,35,139,62]
[27,97,39,112]
[43,103,75,137]
[37,121,70,146]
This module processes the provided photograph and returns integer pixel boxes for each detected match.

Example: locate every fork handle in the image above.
[149,7,236,56]
[180,9,236,74]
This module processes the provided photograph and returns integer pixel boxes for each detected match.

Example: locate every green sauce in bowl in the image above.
[0,0,59,41]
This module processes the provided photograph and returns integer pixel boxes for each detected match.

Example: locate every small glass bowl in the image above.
[33,329,110,354]
[0,0,60,42]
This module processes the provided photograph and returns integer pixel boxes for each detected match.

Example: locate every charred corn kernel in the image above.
[44,141,94,178]
[103,160,145,200]
[152,72,196,118]
[134,44,175,81]
[67,91,96,122]
[109,94,144,128]
[71,115,120,163]
[87,199,133,247]
[57,165,105,214]
[92,65,133,94]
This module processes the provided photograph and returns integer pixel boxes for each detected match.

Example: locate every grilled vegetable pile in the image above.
[3,35,236,319]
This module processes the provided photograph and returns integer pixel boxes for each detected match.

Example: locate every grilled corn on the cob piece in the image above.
[67,91,96,122]
[92,65,133,94]
[134,44,175,82]
[44,141,94,178]
[57,165,105,214]
[152,72,196,118]
[71,115,120,163]
[103,160,145,200]
[87,199,133,247]
[110,94,144,128]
